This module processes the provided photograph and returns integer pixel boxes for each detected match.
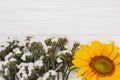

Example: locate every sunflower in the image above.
[72,40,120,80]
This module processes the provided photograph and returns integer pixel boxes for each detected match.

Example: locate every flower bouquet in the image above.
[0,35,120,80]
[0,36,79,80]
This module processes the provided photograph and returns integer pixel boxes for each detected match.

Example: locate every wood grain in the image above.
[0,0,120,34]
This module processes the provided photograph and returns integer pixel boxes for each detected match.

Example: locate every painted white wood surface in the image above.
[0,0,120,79]
[0,0,120,34]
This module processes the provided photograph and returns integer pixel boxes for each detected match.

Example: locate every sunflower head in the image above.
[72,40,120,80]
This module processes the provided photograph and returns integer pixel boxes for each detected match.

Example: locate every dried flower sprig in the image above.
[0,36,79,80]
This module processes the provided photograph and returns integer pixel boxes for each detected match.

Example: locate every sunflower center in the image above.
[90,56,115,75]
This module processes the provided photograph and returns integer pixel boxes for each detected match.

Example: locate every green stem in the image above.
[66,69,71,80]
[57,72,59,80]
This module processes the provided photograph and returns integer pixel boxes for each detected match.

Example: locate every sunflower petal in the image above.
[114,55,120,65]
[91,40,103,56]
[103,41,114,56]
[109,47,119,60]
[76,67,88,77]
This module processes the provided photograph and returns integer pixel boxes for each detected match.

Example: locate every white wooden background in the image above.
[0,0,120,80]
[0,0,120,34]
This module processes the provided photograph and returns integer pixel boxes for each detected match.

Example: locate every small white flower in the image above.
[5,52,14,60]
[13,48,22,54]
[40,55,44,60]
[0,62,4,71]
[42,77,47,80]
[4,60,9,65]
[45,54,49,57]
[0,76,5,80]
[51,38,58,42]
[21,77,25,80]
[23,47,29,53]
[62,50,72,55]
[56,58,63,63]
[57,51,63,55]
[17,65,28,79]
[43,72,49,79]
[49,70,57,76]
[28,63,34,76]
[9,58,17,62]
[57,50,71,55]
[17,62,35,79]
[5,68,9,76]
[44,46,52,53]
[17,63,28,69]
[37,77,42,80]
[21,51,32,61]
[34,60,43,68]
[0,47,5,52]
[22,71,28,79]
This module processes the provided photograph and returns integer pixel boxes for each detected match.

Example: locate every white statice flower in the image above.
[51,37,58,42]
[13,40,19,46]
[5,52,14,60]
[0,76,5,80]
[34,59,43,68]
[21,51,32,61]
[62,50,72,55]
[45,54,49,57]
[42,70,56,80]
[17,63,28,80]
[21,77,25,80]
[49,70,57,76]
[40,55,44,60]
[13,48,22,54]
[37,77,42,80]
[0,61,4,71]
[42,77,48,80]
[0,47,5,52]
[17,63,28,69]
[47,46,52,49]
[4,60,9,65]
[42,72,49,80]
[45,46,52,53]
[56,57,63,63]
[23,47,29,53]
[4,68,9,76]
[24,40,31,47]
[57,51,64,55]
[28,63,34,76]
[4,58,17,66]
[57,50,72,55]
[21,71,28,79]
[17,62,35,79]
[9,58,17,62]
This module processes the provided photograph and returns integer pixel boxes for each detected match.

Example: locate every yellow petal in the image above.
[76,67,88,77]
[109,47,119,60]
[70,66,76,69]
[82,71,91,80]
[74,50,91,61]
[91,40,103,56]
[91,74,97,80]
[103,41,114,56]
[113,55,120,65]
[72,58,88,68]
[81,45,96,57]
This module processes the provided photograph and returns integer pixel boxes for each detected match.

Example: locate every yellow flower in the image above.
[72,40,120,80]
